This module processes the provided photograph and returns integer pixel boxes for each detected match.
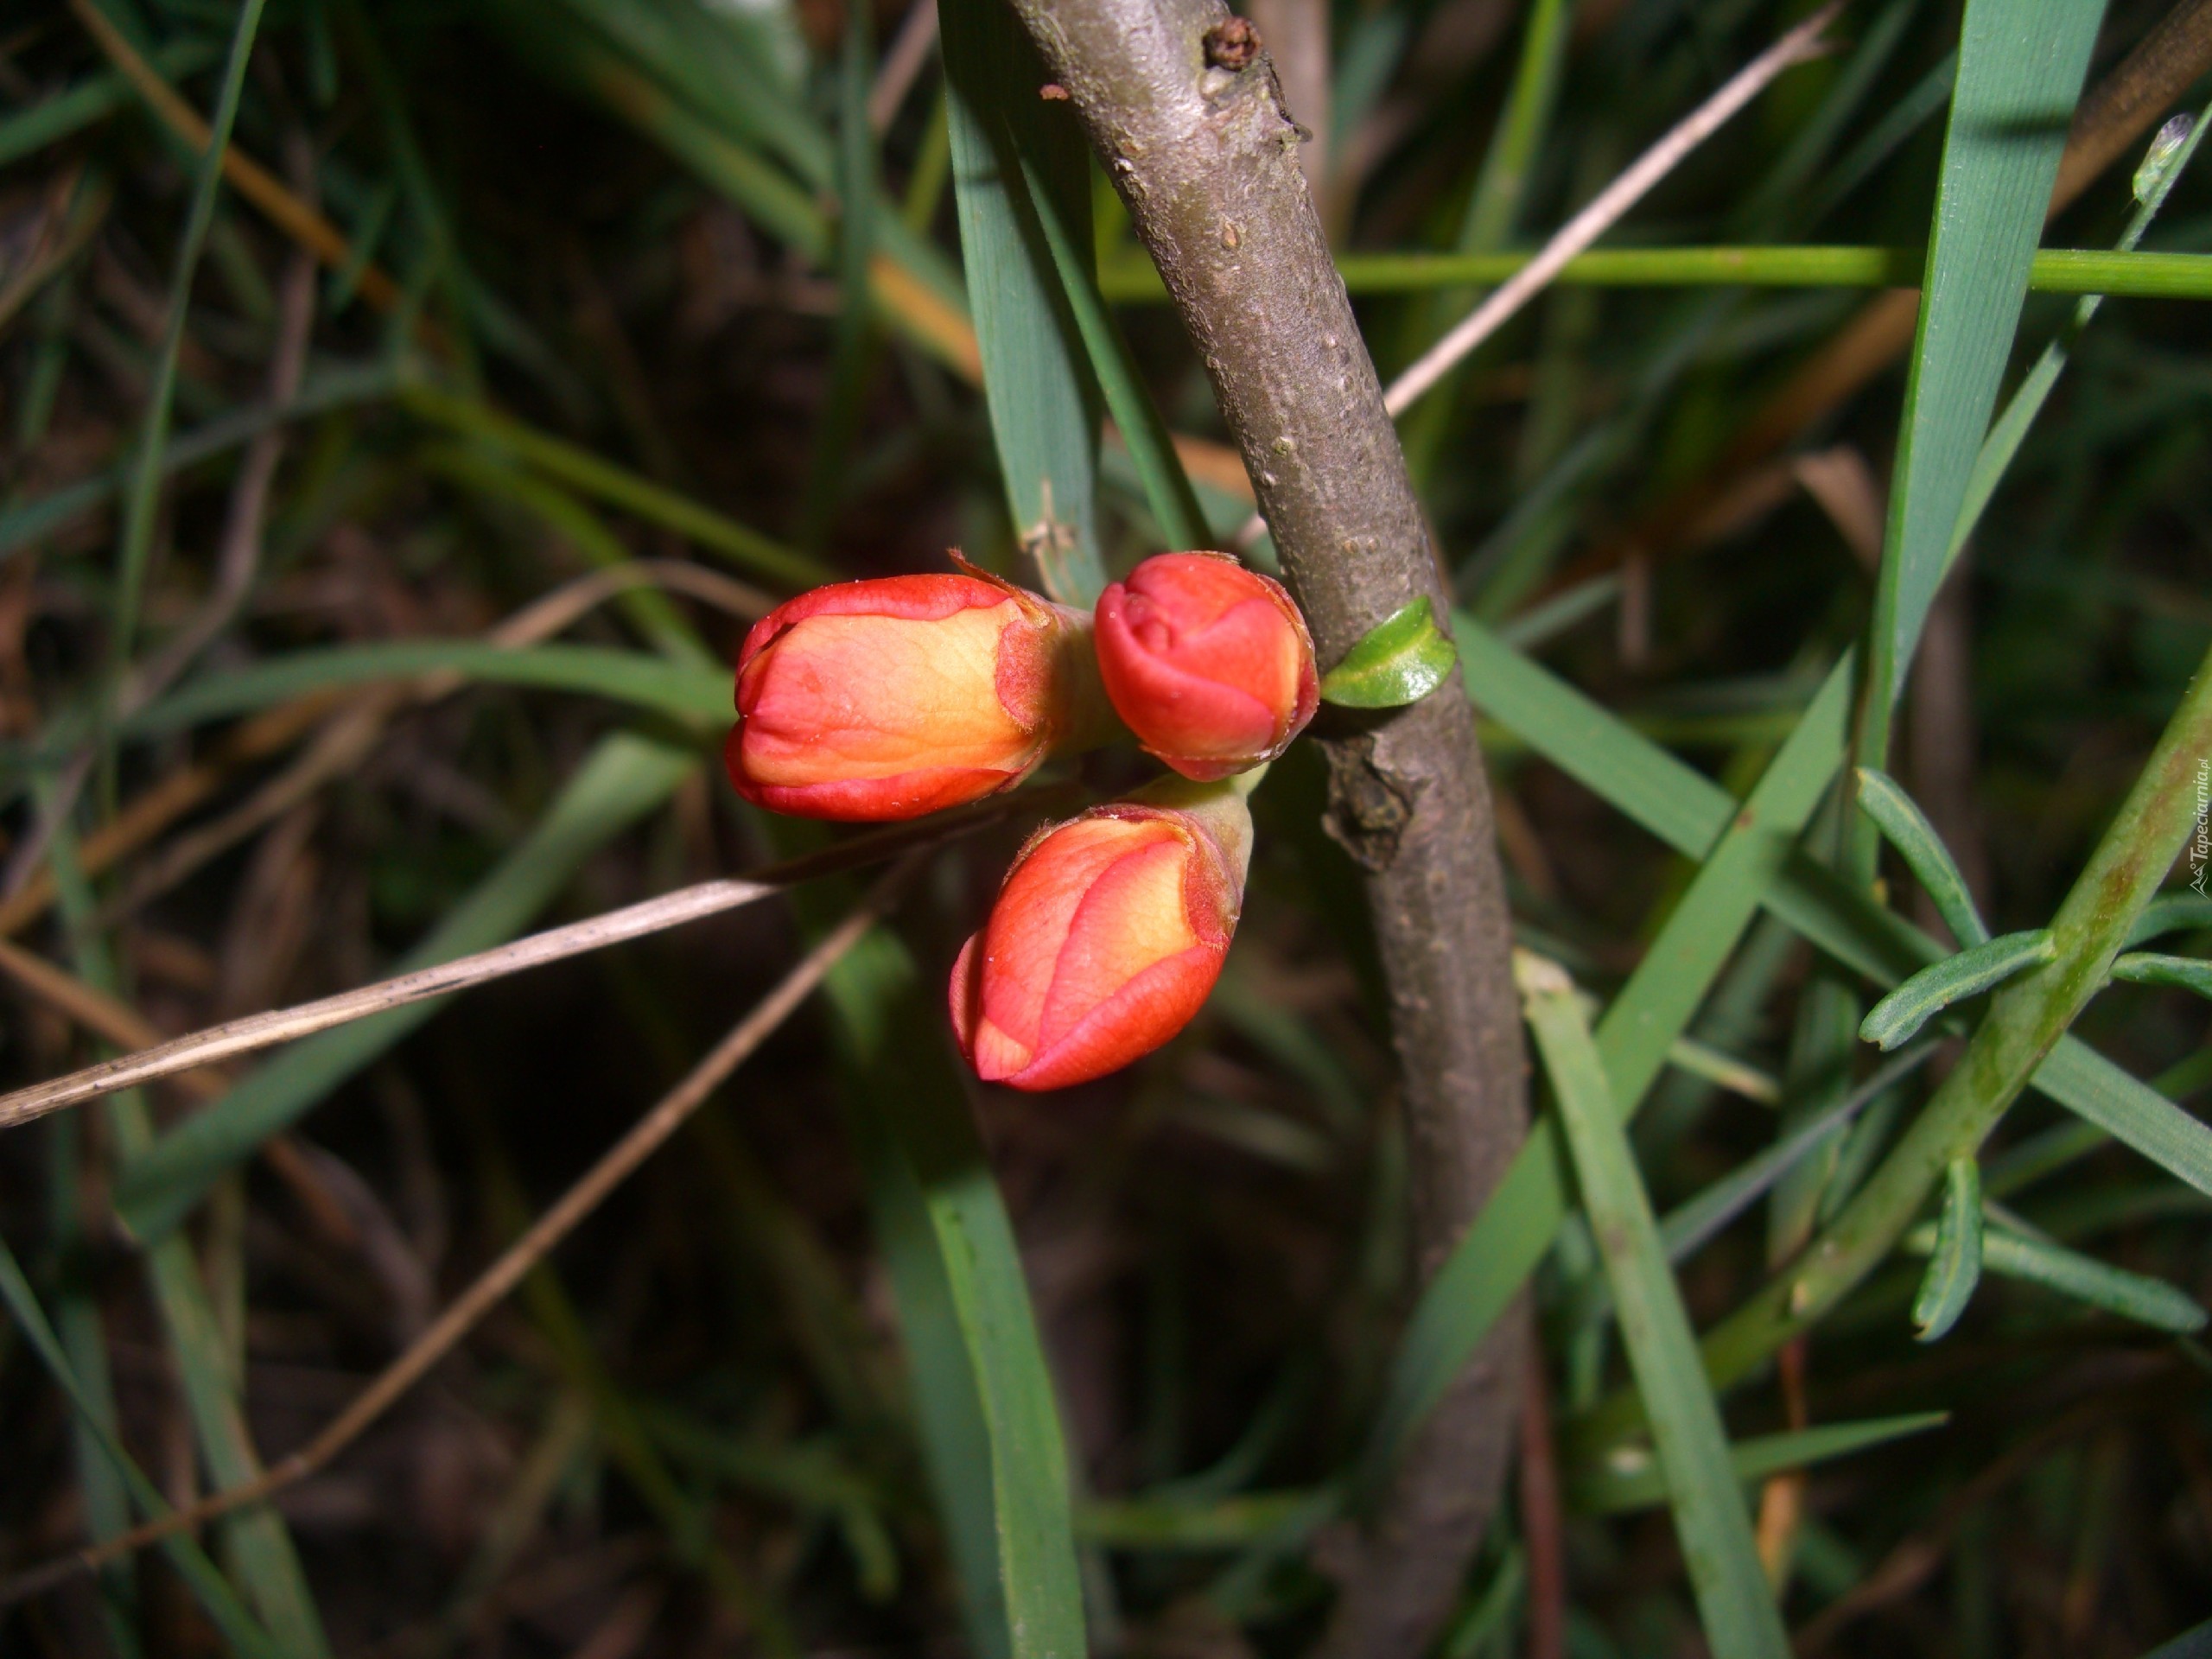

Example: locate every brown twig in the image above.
[0,862,912,1611]
[1518,1353,1566,1659]
[1001,3,1530,1650]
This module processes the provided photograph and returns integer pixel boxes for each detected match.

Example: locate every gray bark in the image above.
[1000,2,1529,1651]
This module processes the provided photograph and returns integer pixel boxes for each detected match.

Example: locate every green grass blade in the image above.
[941,0,1105,604]
[1099,245,2212,302]
[1946,101,2210,575]
[1973,1226,2206,1332]
[402,384,829,588]
[122,640,729,738]
[1377,617,2212,1478]
[1911,1156,1984,1340]
[1013,146,1208,551]
[109,0,270,670]
[44,817,331,1656]
[1593,658,1855,1111]
[1861,0,2103,760]
[1361,654,1849,1491]
[0,362,399,566]
[1860,929,2056,1051]
[0,1237,287,1658]
[811,915,1086,1659]
[1518,953,1789,1659]
[1567,1411,1949,1516]
[0,41,221,167]
[1460,613,2212,1202]
[2126,892,2212,949]
[1456,611,1733,855]
[2110,951,2212,998]
[2030,1039,2212,1199]
[116,731,701,1237]
[1853,766,1989,944]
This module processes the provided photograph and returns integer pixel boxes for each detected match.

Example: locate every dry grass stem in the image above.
[0,863,912,1610]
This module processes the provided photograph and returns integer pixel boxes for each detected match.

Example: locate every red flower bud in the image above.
[727,571,1106,822]
[950,782,1254,1091]
[1094,552,1319,781]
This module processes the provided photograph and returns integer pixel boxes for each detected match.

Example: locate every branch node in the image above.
[1201,16,1262,69]
[1322,739,1421,871]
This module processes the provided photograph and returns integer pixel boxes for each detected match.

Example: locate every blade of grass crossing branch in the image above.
[0,1239,286,1657]
[1359,652,1852,1489]
[803,900,1086,1659]
[1457,611,2212,1198]
[1391,622,2212,1481]
[1518,954,1790,1659]
[940,0,1108,604]
[1858,0,2103,785]
[116,731,702,1238]
[108,0,269,673]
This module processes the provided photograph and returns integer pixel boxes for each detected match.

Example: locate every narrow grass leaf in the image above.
[1014,146,1209,551]
[1853,766,1989,944]
[402,384,829,588]
[2126,893,2212,949]
[1862,0,2103,754]
[1911,1157,1983,1341]
[117,732,700,1236]
[1567,1411,1949,1515]
[1905,1219,2206,1332]
[1363,648,1849,1487]
[1376,618,2212,1484]
[43,824,332,1656]
[810,913,1085,1659]
[2110,952,2212,999]
[1518,953,1789,1659]
[124,640,729,739]
[0,1238,285,1657]
[1594,658,1854,1112]
[1977,1228,2205,1332]
[1859,929,2056,1052]
[941,0,1105,605]
[109,0,270,669]
[2032,1038,2212,1201]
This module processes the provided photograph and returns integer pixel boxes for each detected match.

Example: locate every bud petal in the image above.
[1094,552,1319,781]
[727,572,1103,821]
[950,787,1252,1091]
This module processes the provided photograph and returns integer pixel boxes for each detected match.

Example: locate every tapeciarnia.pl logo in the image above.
[2191,760,2209,898]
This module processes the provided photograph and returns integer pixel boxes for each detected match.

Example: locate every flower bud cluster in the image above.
[726,551,1316,1089]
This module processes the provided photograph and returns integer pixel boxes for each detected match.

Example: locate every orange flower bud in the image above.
[727,571,1107,822]
[950,780,1254,1091]
[1094,552,1318,781]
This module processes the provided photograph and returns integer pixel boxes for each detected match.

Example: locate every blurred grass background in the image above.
[1,0,2209,1654]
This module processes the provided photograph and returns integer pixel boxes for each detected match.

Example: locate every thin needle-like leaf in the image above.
[1853,767,1989,945]
[1911,1157,1984,1342]
[1860,929,2056,1052]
